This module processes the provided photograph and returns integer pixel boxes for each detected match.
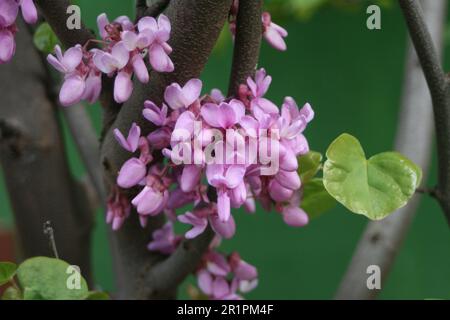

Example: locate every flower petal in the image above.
[59,75,85,106]
[117,158,146,188]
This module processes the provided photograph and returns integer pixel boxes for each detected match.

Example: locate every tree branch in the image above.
[335,0,446,299]
[0,20,94,283]
[399,0,450,225]
[228,0,263,96]
[100,0,233,299]
[136,0,148,21]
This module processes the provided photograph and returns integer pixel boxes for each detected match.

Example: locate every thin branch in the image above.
[62,106,106,203]
[228,0,263,96]
[335,0,446,300]
[400,0,450,225]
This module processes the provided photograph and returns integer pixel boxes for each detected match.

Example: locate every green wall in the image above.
[1,1,449,299]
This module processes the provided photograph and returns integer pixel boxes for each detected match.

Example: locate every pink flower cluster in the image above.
[229,0,288,51]
[148,225,258,299]
[110,67,313,299]
[111,68,313,236]
[196,249,258,300]
[47,13,173,106]
[0,0,37,63]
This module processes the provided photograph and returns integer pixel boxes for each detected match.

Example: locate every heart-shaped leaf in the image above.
[301,178,336,219]
[298,151,323,182]
[323,133,422,220]
[0,262,17,286]
[17,257,89,300]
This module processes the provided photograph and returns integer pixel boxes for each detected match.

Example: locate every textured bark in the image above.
[0,22,93,283]
[400,0,450,225]
[228,0,262,96]
[335,0,446,300]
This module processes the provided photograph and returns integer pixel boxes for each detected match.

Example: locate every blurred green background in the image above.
[1,0,449,299]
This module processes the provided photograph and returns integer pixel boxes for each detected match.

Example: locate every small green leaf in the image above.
[17,257,89,300]
[298,151,323,182]
[33,23,59,54]
[0,262,17,286]
[2,286,22,300]
[86,291,110,300]
[301,178,336,219]
[323,133,422,220]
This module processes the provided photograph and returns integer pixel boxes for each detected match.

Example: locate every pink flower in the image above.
[47,45,102,106]
[209,212,236,239]
[179,165,202,192]
[116,134,153,188]
[114,122,141,153]
[247,68,271,99]
[147,222,181,254]
[201,100,245,129]
[106,190,131,231]
[262,12,288,51]
[178,204,236,239]
[0,0,19,27]
[282,206,309,227]
[0,27,16,64]
[178,211,208,239]
[132,185,168,216]
[143,101,169,126]
[229,252,258,281]
[93,42,131,103]
[47,45,83,74]
[164,78,202,110]
[206,165,246,222]
[19,0,38,25]
[196,250,258,300]
[138,14,174,72]
[117,157,147,188]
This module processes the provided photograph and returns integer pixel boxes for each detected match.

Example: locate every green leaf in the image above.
[17,257,89,300]
[323,133,422,220]
[0,262,17,286]
[2,286,22,300]
[298,151,323,182]
[86,291,110,300]
[301,178,336,219]
[33,23,59,54]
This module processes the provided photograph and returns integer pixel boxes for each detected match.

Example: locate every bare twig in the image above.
[0,20,94,283]
[62,106,106,203]
[335,0,446,300]
[400,0,450,225]
[228,0,263,96]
